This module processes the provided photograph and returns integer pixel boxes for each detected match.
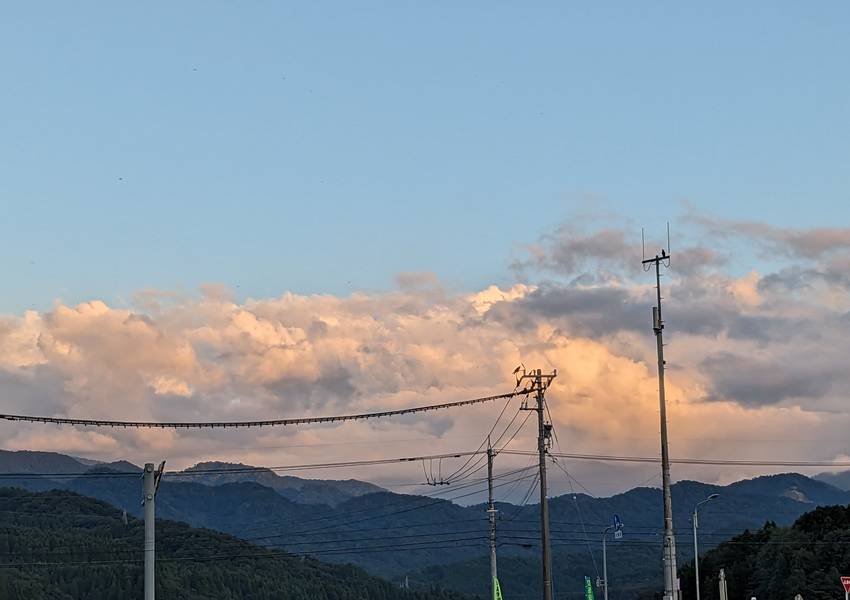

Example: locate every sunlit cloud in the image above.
[2,214,850,495]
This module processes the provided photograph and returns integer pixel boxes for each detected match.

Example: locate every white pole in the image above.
[602,530,609,600]
[692,494,718,600]
[143,463,155,600]
[693,510,700,600]
[487,443,497,600]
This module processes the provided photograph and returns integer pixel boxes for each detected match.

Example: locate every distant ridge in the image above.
[814,469,850,491]
[0,449,89,474]
[176,460,385,506]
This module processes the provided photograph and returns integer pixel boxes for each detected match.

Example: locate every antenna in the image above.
[641,224,672,271]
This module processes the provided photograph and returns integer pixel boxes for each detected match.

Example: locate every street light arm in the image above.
[694,493,720,515]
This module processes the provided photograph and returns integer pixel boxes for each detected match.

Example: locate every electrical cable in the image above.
[0,390,523,429]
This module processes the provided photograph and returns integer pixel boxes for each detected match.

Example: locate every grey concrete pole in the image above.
[143,463,155,600]
[536,369,553,600]
[487,444,497,600]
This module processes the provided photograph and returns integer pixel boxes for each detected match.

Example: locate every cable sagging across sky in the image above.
[0,390,522,429]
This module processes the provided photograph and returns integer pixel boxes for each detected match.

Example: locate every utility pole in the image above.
[487,438,498,600]
[642,227,678,600]
[518,367,557,600]
[143,460,166,600]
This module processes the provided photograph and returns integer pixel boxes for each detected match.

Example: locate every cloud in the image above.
[511,226,634,279]
[700,352,835,406]
[395,271,441,291]
[687,213,850,260]
[2,215,850,496]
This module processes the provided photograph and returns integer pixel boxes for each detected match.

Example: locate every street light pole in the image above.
[602,526,613,600]
[693,494,719,600]
[601,516,623,600]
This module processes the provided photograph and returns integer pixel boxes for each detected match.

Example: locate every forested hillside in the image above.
[679,505,850,600]
[0,488,473,600]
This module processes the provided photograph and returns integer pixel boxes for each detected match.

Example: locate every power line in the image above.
[0,390,522,429]
[232,465,536,539]
[0,450,489,480]
[503,450,850,468]
[0,539,490,569]
[441,394,517,483]
[443,407,530,485]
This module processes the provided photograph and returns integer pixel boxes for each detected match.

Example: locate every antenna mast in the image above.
[642,225,678,600]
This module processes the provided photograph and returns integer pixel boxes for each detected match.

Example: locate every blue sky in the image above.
[2,2,848,313]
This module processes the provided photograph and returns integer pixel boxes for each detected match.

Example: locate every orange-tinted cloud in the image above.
[2,217,850,496]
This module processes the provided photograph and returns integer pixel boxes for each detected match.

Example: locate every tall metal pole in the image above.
[143,463,156,600]
[655,259,678,600]
[642,248,678,600]
[536,368,553,600]
[487,439,498,600]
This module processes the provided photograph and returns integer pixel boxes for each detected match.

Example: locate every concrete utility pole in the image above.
[487,439,498,600]
[518,367,557,600]
[642,228,678,600]
[535,369,553,600]
[143,461,165,600]
[693,494,719,600]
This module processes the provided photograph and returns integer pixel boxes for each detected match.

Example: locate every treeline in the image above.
[678,505,850,600]
[0,488,475,600]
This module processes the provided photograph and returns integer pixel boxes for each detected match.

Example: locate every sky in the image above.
[1,3,849,499]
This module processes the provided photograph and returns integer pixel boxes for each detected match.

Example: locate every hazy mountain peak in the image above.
[0,449,89,473]
[176,460,385,506]
[814,469,850,491]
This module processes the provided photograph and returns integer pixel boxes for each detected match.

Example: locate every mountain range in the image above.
[3,449,850,599]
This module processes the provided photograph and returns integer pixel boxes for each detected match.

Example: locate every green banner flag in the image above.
[493,577,503,600]
[584,576,595,600]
